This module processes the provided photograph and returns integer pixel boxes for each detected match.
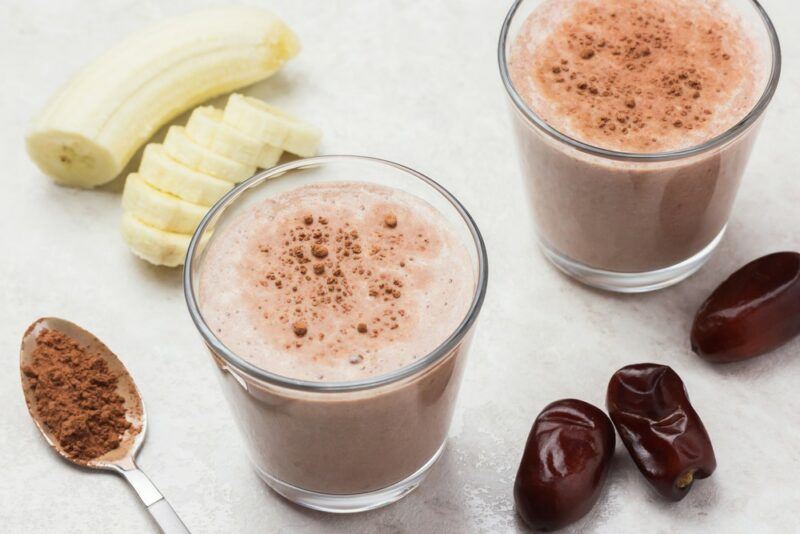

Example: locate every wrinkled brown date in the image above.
[606,364,716,501]
[514,399,615,531]
[691,251,800,363]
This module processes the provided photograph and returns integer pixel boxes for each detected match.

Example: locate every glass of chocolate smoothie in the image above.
[500,0,780,292]
[184,155,488,513]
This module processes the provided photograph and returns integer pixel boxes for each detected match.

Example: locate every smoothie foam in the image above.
[199,181,474,382]
[509,0,764,152]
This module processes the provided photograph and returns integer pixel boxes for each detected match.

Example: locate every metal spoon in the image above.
[20,317,189,534]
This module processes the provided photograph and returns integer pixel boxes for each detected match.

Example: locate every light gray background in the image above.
[1,0,798,532]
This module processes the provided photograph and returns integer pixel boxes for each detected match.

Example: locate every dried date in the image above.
[514,399,615,531]
[606,363,716,501]
[691,251,800,363]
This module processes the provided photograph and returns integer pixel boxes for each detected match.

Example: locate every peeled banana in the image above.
[26,8,299,188]
[223,94,322,157]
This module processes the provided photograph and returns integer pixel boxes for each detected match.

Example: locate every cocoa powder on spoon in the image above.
[21,328,136,463]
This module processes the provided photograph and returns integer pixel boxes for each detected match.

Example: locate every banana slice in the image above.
[122,173,208,234]
[164,126,255,183]
[139,144,232,206]
[27,8,299,188]
[186,107,271,167]
[223,94,322,157]
[121,212,191,267]
[257,144,284,169]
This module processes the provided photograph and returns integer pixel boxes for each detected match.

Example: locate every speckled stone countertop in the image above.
[1,0,798,532]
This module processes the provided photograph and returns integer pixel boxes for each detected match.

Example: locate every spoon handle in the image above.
[121,467,190,533]
[148,499,191,534]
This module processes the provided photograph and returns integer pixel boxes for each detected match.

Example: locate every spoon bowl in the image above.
[20,317,146,470]
[20,317,188,533]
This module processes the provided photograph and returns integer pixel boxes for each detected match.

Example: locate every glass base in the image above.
[254,441,446,513]
[540,227,726,293]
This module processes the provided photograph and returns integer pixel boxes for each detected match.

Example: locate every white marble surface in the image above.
[1,0,799,532]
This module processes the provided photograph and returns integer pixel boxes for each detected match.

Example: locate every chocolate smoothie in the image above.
[504,0,776,281]
[197,181,477,498]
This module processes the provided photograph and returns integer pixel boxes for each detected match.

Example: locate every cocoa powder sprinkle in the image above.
[311,244,329,258]
[513,0,757,152]
[293,321,308,337]
[255,205,420,351]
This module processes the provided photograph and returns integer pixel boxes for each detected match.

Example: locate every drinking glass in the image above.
[184,155,488,513]
[499,0,781,292]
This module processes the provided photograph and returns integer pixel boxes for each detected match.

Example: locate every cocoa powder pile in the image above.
[21,329,134,463]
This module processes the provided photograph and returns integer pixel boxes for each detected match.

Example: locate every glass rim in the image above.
[183,155,489,393]
[498,0,782,162]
